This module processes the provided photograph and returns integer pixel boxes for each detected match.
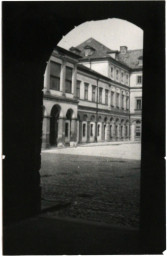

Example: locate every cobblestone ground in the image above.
[40,147,140,228]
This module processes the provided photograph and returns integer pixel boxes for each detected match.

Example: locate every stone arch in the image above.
[66,108,74,120]
[83,114,88,121]
[91,115,95,121]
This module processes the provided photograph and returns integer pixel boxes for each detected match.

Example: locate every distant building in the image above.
[42,38,142,148]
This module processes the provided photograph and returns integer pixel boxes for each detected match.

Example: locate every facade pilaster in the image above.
[106,122,110,141]
[131,121,136,141]
[60,59,66,95]
[42,115,50,148]
[45,60,50,92]
[70,118,78,147]
[72,64,77,98]
[57,117,65,147]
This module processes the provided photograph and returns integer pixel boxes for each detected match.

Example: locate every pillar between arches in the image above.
[70,118,78,147]
[57,117,65,148]
[106,122,110,141]
[131,121,136,141]
[42,115,50,149]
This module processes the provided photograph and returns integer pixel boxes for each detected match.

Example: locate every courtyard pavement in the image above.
[40,142,141,229]
[43,141,141,160]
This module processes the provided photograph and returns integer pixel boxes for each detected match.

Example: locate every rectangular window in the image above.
[65,123,68,137]
[111,91,114,106]
[99,88,103,103]
[126,96,129,110]
[50,62,61,91]
[121,72,124,82]
[111,67,114,78]
[90,124,93,136]
[105,89,108,105]
[122,94,124,109]
[116,93,119,108]
[126,74,129,85]
[136,126,141,137]
[97,124,100,136]
[116,69,119,80]
[65,67,72,93]
[84,83,89,100]
[92,85,96,102]
[136,98,142,110]
[76,80,81,98]
[83,123,86,137]
[137,75,142,84]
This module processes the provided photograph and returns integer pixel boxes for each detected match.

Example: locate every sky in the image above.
[58,18,143,51]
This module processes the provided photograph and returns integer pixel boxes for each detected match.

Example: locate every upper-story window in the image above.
[121,72,124,83]
[50,61,61,91]
[76,80,81,98]
[126,96,129,110]
[84,83,89,100]
[121,92,124,109]
[111,91,114,106]
[105,89,108,105]
[99,88,103,103]
[126,74,129,85]
[111,66,114,78]
[65,67,72,93]
[116,93,119,108]
[137,75,142,84]
[136,98,142,110]
[92,85,96,102]
[116,69,119,80]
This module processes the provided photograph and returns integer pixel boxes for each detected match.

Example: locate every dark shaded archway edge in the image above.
[3,2,165,254]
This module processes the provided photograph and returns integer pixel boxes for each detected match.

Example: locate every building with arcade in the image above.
[42,38,142,148]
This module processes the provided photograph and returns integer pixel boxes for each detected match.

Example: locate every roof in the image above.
[70,37,143,70]
[116,49,143,69]
[72,37,116,59]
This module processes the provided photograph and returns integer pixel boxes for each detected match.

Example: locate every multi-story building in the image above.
[42,38,142,148]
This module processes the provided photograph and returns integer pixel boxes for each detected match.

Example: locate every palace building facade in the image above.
[42,38,142,148]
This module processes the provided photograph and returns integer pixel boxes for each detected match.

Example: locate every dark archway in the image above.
[50,105,61,146]
[3,2,165,254]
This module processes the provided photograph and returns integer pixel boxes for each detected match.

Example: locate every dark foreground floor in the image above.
[4,215,141,255]
[40,153,140,228]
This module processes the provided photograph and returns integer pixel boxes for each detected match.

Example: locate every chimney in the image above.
[120,46,128,54]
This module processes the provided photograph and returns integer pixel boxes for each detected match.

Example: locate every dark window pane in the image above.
[50,62,61,77]
[65,80,72,93]
[66,67,72,80]
[50,76,60,91]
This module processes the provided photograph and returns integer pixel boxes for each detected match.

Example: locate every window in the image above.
[126,96,129,110]
[90,124,93,136]
[121,72,124,82]
[111,91,114,106]
[116,69,119,80]
[125,126,128,137]
[92,85,96,102]
[110,125,112,137]
[126,74,129,85]
[99,88,103,103]
[97,124,100,136]
[65,122,68,137]
[121,93,124,109]
[50,62,61,91]
[105,89,108,105]
[76,80,81,98]
[137,75,142,84]
[116,93,119,108]
[83,123,86,137]
[84,83,89,100]
[111,66,114,78]
[65,67,72,93]
[136,98,142,110]
[136,125,141,137]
